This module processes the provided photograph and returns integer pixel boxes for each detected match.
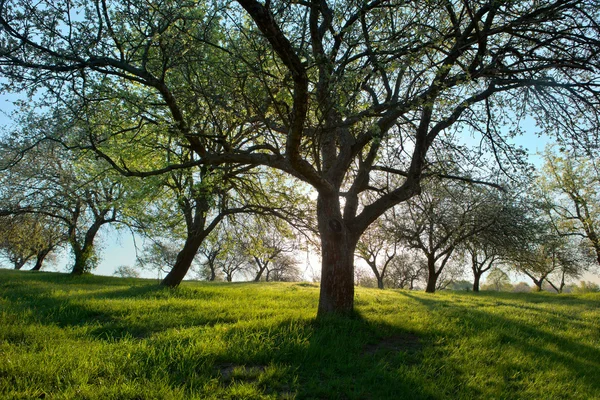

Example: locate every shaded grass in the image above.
[1,270,599,399]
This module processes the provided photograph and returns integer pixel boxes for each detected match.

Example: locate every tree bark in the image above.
[317,194,358,317]
[473,272,481,292]
[31,248,52,271]
[71,245,93,275]
[425,257,438,293]
[161,232,206,287]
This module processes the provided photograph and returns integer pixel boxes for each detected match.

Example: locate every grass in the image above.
[0,270,599,399]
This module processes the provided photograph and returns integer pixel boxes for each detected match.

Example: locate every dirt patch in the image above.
[217,363,267,382]
[363,333,422,355]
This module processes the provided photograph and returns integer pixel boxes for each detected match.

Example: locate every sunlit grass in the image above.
[1,269,599,399]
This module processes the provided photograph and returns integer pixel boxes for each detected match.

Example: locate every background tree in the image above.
[136,240,180,281]
[0,0,599,314]
[463,192,535,291]
[355,219,398,289]
[0,141,129,275]
[235,215,299,282]
[113,265,140,279]
[484,268,511,292]
[384,251,427,290]
[393,180,502,292]
[0,214,42,269]
[538,148,600,269]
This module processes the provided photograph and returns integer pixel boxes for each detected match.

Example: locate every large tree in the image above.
[1,0,599,314]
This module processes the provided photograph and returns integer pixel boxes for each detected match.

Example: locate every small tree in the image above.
[384,252,427,290]
[113,265,140,279]
[484,268,511,292]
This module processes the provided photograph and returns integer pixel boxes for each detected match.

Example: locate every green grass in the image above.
[1,270,599,399]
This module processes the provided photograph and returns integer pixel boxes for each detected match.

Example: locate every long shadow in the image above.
[397,290,600,396]
[0,273,239,340]
[3,270,598,399]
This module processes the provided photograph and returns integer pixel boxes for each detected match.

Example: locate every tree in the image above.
[1,0,599,314]
[113,265,140,279]
[392,180,502,292]
[0,141,129,275]
[506,229,586,292]
[484,268,511,292]
[136,240,180,280]
[384,251,427,290]
[235,215,299,282]
[463,192,535,292]
[356,219,398,289]
[0,214,40,269]
[539,148,600,268]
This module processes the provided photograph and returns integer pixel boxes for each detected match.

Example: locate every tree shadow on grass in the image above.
[397,291,600,397]
[0,273,239,340]
[198,312,439,400]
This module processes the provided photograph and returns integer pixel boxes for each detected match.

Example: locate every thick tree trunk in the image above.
[161,233,205,287]
[317,195,358,317]
[376,277,384,289]
[71,246,92,275]
[208,267,216,281]
[473,272,481,292]
[425,257,438,293]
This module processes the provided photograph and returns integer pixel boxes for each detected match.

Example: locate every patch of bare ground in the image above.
[363,333,422,355]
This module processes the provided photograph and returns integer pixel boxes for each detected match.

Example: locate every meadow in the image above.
[0,269,599,399]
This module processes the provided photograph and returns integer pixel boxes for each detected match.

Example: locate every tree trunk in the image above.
[253,260,268,282]
[367,261,384,289]
[71,246,92,275]
[317,194,358,317]
[161,233,205,287]
[13,259,27,270]
[425,257,438,293]
[31,248,52,271]
[208,266,216,281]
[473,272,481,292]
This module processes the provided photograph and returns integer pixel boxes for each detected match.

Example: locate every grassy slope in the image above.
[0,270,599,400]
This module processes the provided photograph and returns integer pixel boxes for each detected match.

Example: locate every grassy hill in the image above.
[1,269,599,399]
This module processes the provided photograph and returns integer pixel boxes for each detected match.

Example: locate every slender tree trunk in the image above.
[31,248,52,271]
[367,261,384,289]
[253,260,268,282]
[208,266,216,281]
[317,194,358,317]
[70,215,107,275]
[473,271,481,292]
[161,233,206,287]
[425,257,438,293]
[13,259,27,270]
